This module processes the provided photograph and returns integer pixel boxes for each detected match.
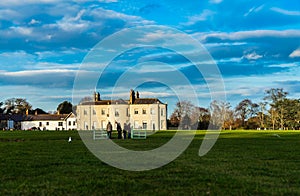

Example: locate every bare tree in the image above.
[210,100,232,130]
[264,88,288,130]
[4,98,32,114]
[170,101,195,129]
[257,102,267,129]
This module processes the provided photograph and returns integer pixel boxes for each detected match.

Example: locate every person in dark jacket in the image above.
[116,121,122,139]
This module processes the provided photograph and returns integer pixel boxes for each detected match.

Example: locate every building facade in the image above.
[21,112,77,131]
[76,90,167,131]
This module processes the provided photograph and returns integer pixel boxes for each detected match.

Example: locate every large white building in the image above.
[76,90,167,131]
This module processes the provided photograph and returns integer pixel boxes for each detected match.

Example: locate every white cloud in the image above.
[209,0,223,4]
[74,0,117,3]
[90,7,154,25]
[184,9,215,25]
[28,19,41,25]
[268,63,298,68]
[54,9,91,32]
[9,26,33,36]
[217,57,242,63]
[0,69,76,77]
[204,42,247,47]
[243,51,263,60]
[199,30,300,42]
[100,0,117,2]
[0,0,60,6]
[289,48,300,58]
[271,7,300,16]
[0,9,22,21]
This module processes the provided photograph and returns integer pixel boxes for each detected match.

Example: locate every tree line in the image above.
[1,88,299,130]
[0,99,73,115]
[169,88,300,130]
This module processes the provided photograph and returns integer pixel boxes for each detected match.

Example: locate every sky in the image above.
[0,0,299,115]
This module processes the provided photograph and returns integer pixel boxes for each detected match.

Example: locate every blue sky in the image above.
[0,0,299,114]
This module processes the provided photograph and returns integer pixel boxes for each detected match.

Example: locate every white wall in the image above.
[77,103,167,131]
[21,120,65,130]
[21,117,77,130]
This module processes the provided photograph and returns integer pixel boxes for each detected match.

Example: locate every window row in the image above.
[84,108,165,116]
[38,121,76,127]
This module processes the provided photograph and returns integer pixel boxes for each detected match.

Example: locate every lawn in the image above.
[1,130,300,195]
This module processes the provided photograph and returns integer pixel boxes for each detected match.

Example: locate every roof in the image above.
[80,99,128,105]
[133,98,163,104]
[80,98,165,105]
[23,112,75,121]
[0,112,75,122]
[25,114,68,121]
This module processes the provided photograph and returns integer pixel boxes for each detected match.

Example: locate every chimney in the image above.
[97,92,100,101]
[35,110,38,115]
[136,91,140,99]
[26,109,29,115]
[57,110,60,115]
[129,89,135,104]
[94,91,100,101]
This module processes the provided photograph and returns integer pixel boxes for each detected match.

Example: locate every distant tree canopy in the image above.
[2,98,32,114]
[170,101,211,130]
[169,88,300,130]
[57,101,73,114]
[235,99,258,128]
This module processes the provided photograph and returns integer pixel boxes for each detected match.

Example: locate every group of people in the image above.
[106,121,131,139]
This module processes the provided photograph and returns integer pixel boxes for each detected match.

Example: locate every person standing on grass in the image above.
[127,123,132,139]
[106,121,112,139]
[123,123,128,139]
[116,121,122,139]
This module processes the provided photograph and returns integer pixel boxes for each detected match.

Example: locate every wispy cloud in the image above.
[271,7,300,16]
[184,9,215,25]
[201,30,300,42]
[244,5,265,17]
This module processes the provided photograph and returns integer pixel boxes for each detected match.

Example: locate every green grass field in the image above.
[1,130,300,195]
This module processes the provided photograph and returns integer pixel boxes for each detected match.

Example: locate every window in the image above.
[84,122,88,130]
[69,121,71,126]
[115,109,119,117]
[73,121,76,126]
[152,122,156,131]
[101,109,105,115]
[142,109,147,114]
[142,122,147,130]
[126,108,130,117]
[93,109,96,115]
[46,122,49,126]
[84,110,87,115]
[58,122,63,126]
[134,109,139,115]
[134,121,139,129]
[39,122,42,127]
[161,108,164,116]
[150,108,155,115]
[93,121,97,130]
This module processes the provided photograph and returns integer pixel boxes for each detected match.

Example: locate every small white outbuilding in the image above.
[21,112,77,131]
